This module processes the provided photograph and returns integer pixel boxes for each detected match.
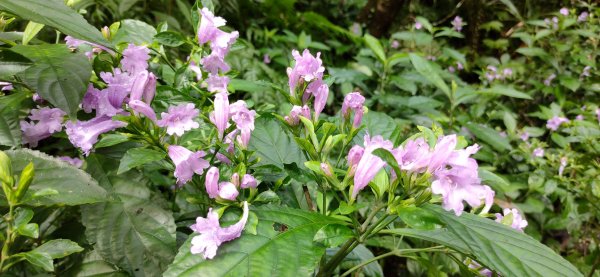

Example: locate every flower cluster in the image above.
[20,107,66,147]
[348,134,494,215]
[546,116,569,131]
[286,49,328,120]
[484,65,512,82]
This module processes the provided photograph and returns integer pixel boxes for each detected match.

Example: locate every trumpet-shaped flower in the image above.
[205,167,239,200]
[129,100,157,122]
[211,92,230,139]
[285,105,310,125]
[206,74,230,93]
[21,107,66,147]
[129,70,156,104]
[121,44,150,74]
[190,201,249,259]
[341,92,365,128]
[230,101,256,148]
[168,145,209,185]
[306,79,329,119]
[287,49,325,94]
[533,147,544,157]
[495,208,528,231]
[546,116,569,131]
[241,174,257,188]
[66,116,127,155]
[393,137,431,173]
[352,135,393,199]
[197,8,227,45]
[157,103,200,136]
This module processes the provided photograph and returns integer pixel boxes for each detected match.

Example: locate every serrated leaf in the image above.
[409,53,450,97]
[249,116,305,170]
[314,224,354,248]
[117,147,165,174]
[0,50,32,79]
[66,249,128,276]
[354,111,398,144]
[0,109,21,147]
[154,31,186,47]
[397,206,441,230]
[0,0,112,49]
[5,149,108,206]
[11,45,91,117]
[164,205,342,277]
[34,239,84,259]
[465,123,512,151]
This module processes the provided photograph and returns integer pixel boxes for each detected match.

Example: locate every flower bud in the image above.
[320,163,333,177]
[15,162,34,201]
[218,182,239,200]
[205,167,220,199]
[0,151,13,186]
[230,173,240,187]
[241,174,257,189]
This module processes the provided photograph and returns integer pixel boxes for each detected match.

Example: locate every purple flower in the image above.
[520,131,529,141]
[533,147,544,157]
[546,116,569,131]
[596,108,600,124]
[544,73,556,86]
[230,100,256,148]
[347,145,364,168]
[58,156,83,168]
[201,52,230,74]
[285,105,310,126]
[559,157,568,176]
[121,44,150,74]
[427,135,457,172]
[393,137,431,173]
[129,100,157,122]
[559,8,569,16]
[576,114,584,121]
[0,82,13,91]
[352,135,393,199]
[21,107,66,147]
[206,74,230,93]
[451,16,464,32]
[210,92,230,139]
[456,62,464,70]
[241,174,257,189]
[415,21,423,30]
[468,261,492,277]
[321,163,333,177]
[157,103,200,136]
[66,116,127,155]
[189,61,202,81]
[190,201,249,259]
[204,166,239,200]
[448,66,455,73]
[198,8,226,44]
[307,80,329,119]
[287,49,325,95]
[263,54,271,64]
[341,92,366,128]
[502,68,513,78]
[431,144,494,216]
[580,66,591,78]
[495,208,528,231]
[391,40,400,49]
[130,71,156,104]
[578,12,589,22]
[168,145,209,186]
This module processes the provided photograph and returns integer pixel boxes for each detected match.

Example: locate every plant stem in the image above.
[340,246,447,277]
[0,205,15,272]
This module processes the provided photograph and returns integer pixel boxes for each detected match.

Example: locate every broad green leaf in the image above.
[0,0,112,49]
[81,173,176,276]
[0,109,21,147]
[338,244,384,277]
[559,76,580,92]
[498,0,522,20]
[503,111,516,133]
[34,239,84,259]
[112,19,157,45]
[0,50,32,79]
[397,206,442,230]
[154,31,186,47]
[117,147,165,174]
[66,249,128,276]
[95,133,130,149]
[465,122,512,151]
[164,205,342,277]
[16,251,54,271]
[422,205,581,277]
[516,47,547,57]
[22,21,44,45]
[314,224,354,247]
[354,111,398,144]
[5,149,108,206]
[249,115,305,169]
[478,169,511,194]
[364,34,386,64]
[409,53,450,97]
[11,45,92,117]
[478,85,532,99]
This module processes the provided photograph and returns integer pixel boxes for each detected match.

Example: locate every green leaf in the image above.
[5,149,108,206]
[420,205,581,277]
[0,109,21,147]
[81,174,176,276]
[16,251,54,271]
[164,205,342,277]
[465,123,512,151]
[11,45,92,117]
[478,85,532,99]
[409,53,450,97]
[0,50,32,79]
[478,169,511,194]
[249,115,305,169]
[0,0,112,49]
[559,76,580,92]
[397,206,442,230]
[117,147,165,174]
[314,224,354,247]
[66,249,128,276]
[339,244,384,277]
[516,47,547,57]
[154,31,186,47]
[34,239,84,259]
[112,19,157,45]
[364,34,386,64]
[503,111,516,133]
[16,223,39,238]
[354,111,398,143]
[95,133,130,149]
[22,21,44,45]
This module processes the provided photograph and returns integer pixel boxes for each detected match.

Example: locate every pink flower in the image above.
[286,49,325,95]
[21,107,66,147]
[544,73,556,86]
[66,116,127,155]
[201,52,230,74]
[190,201,249,259]
[559,157,568,176]
[578,12,589,22]
[546,116,569,131]
[451,16,464,32]
[393,137,431,173]
[559,7,569,16]
[285,105,310,126]
[204,167,239,200]
[189,61,202,81]
[197,8,227,45]
[121,44,150,74]
[427,135,457,172]
[414,22,422,30]
[129,100,157,122]
[206,74,230,93]
[596,108,600,123]
[575,115,584,121]
[307,80,329,119]
[263,54,271,64]
[431,144,494,215]
[0,82,13,91]
[58,156,83,168]
[129,71,156,104]
[168,145,209,185]
[495,208,528,231]
[468,261,492,277]
[391,40,400,49]
[347,145,364,168]
[519,131,529,141]
[352,135,393,199]
[321,163,333,177]
[211,92,230,139]
[341,92,365,128]
[230,101,256,148]
[241,174,257,188]
[533,147,544,157]
[157,103,200,136]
